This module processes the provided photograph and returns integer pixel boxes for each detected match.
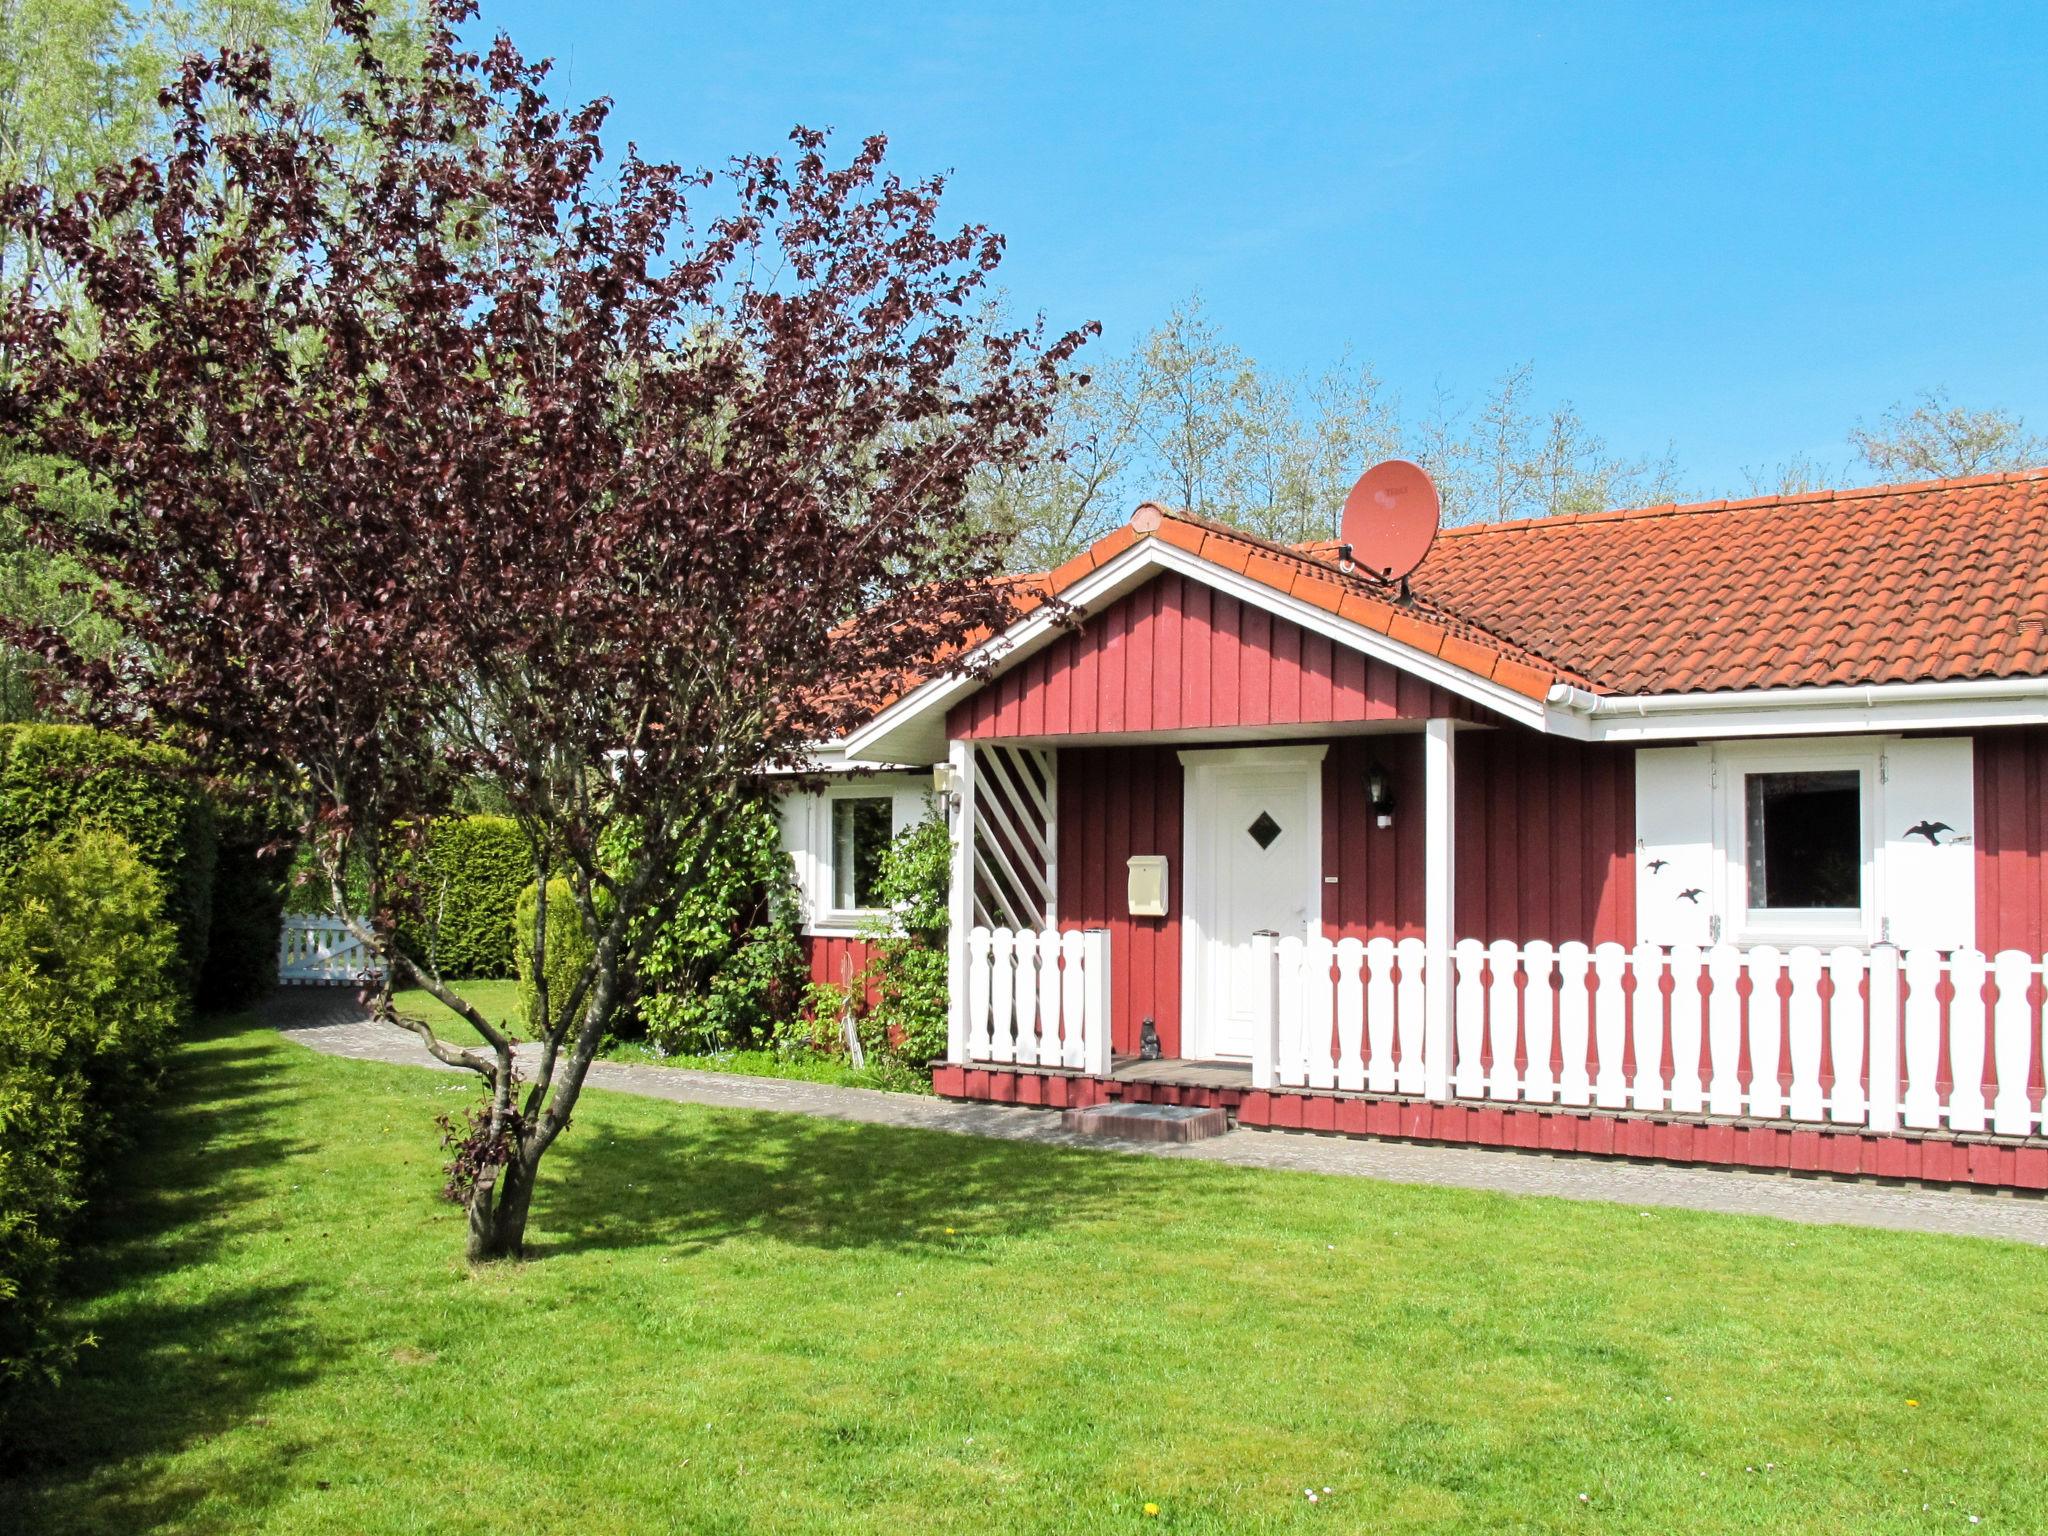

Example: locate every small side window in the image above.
[830,796,893,911]
[1744,770,1861,913]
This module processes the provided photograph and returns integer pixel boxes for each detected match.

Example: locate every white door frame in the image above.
[1178,744,1328,1060]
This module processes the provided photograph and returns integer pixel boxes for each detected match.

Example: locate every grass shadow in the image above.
[536,1101,1175,1260]
[0,1013,331,1531]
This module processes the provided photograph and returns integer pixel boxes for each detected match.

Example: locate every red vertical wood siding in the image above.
[1317,732,1634,946]
[948,571,1477,739]
[1453,730,1635,945]
[802,934,879,1006]
[1322,735,1428,940]
[1055,745,1184,1057]
[1976,724,2048,953]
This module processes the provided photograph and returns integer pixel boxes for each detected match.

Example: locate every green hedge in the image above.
[515,877,613,1036]
[395,816,532,979]
[0,724,216,990]
[0,829,182,1394]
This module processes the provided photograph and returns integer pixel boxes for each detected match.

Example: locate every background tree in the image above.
[0,0,421,720]
[970,298,1687,563]
[1,0,1082,1259]
[1850,388,2045,481]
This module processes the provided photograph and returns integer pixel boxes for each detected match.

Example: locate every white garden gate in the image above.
[277,915,385,986]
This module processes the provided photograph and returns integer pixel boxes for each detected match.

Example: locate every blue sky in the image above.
[477,1,2048,497]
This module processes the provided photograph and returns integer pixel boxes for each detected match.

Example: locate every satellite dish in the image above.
[1340,459,1440,582]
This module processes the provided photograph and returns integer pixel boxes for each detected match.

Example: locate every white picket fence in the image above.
[958,926,1113,1075]
[277,914,385,986]
[1263,936,2048,1137]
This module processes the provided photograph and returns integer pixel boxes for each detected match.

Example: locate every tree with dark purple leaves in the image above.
[0,0,1087,1260]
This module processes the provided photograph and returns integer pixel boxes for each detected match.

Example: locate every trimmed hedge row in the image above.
[0,724,216,989]
[395,815,532,980]
[0,725,290,1010]
[0,829,182,1394]
[198,792,293,1010]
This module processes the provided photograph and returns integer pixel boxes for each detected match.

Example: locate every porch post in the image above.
[1250,929,1278,1090]
[1866,943,1901,1133]
[1423,718,1457,1103]
[946,739,977,1065]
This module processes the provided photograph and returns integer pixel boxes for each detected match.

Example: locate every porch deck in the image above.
[1111,1056,1253,1089]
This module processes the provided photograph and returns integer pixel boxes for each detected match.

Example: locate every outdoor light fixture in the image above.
[1367,760,1396,829]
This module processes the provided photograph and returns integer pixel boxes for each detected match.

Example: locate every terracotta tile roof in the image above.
[1115,505,1578,699]
[873,467,2048,741]
[1400,468,2048,695]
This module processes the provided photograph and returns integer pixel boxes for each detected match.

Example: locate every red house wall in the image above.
[1977,724,2048,954]
[949,571,1478,740]
[1453,730,1636,944]
[1056,745,1184,1056]
[1316,733,1635,945]
[1054,728,1635,1056]
[803,934,880,1007]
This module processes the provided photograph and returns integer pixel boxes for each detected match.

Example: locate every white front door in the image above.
[1182,746,1326,1060]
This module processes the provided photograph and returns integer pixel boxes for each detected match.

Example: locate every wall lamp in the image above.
[1367,760,1396,830]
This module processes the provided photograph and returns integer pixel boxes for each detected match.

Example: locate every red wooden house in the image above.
[779,469,2048,1189]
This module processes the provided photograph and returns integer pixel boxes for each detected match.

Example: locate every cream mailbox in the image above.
[1126,855,1168,918]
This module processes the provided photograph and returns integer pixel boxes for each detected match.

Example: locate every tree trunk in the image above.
[466,1152,538,1262]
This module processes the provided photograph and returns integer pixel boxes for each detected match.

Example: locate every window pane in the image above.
[1745,770,1860,910]
[831,797,892,909]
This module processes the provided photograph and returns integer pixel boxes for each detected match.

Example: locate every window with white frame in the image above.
[829,794,893,912]
[1730,750,1873,943]
[1744,770,1862,912]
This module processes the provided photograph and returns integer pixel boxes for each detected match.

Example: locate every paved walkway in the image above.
[266,987,2048,1245]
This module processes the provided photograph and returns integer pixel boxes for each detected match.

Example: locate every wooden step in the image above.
[1059,1102,1231,1143]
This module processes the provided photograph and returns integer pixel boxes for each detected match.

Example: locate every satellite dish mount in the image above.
[1340,459,1441,587]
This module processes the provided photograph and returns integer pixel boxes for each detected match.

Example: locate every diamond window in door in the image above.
[1247,811,1282,849]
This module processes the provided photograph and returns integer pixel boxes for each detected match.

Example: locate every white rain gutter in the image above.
[1546,675,2048,741]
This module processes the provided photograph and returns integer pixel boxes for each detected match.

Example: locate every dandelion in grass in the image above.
[1143,1502,1160,1517]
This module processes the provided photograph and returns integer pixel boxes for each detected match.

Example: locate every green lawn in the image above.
[5,1016,2046,1534]
[387,981,912,1089]
[388,978,524,1047]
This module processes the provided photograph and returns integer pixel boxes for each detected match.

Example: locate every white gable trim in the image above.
[841,537,1549,763]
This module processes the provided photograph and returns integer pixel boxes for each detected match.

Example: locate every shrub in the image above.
[622,798,809,1055]
[0,724,215,990]
[196,789,295,1010]
[394,815,532,979]
[514,878,613,1036]
[0,829,181,1393]
[809,802,951,1076]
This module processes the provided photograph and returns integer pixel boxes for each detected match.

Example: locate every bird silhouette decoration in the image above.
[1678,888,1704,903]
[1904,820,1952,845]
[1646,858,1669,874]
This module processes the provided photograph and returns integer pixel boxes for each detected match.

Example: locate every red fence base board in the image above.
[933,1068,2048,1192]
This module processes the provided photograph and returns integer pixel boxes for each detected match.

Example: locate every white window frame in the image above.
[1717,738,1879,948]
[824,784,898,920]
[781,773,931,937]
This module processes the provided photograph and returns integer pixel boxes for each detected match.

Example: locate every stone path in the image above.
[266,987,2048,1246]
